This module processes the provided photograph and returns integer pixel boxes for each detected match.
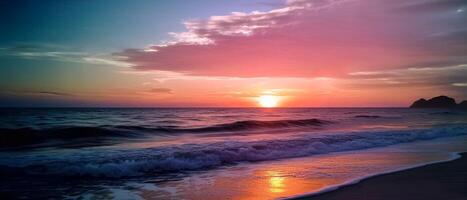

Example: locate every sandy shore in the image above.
[296,152,467,200]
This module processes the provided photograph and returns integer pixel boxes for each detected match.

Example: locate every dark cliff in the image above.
[410,96,462,109]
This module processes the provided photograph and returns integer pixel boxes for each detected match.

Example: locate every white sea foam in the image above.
[8,124,465,178]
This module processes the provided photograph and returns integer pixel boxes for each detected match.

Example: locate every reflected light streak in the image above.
[267,171,285,193]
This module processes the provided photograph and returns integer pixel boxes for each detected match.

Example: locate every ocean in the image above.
[1,108,466,199]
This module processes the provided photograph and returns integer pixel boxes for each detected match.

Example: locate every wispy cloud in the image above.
[118,0,467,78]
[220,88,305,98]
[147,88,173,94]
[36,91,73,96]
[1,43,133,67]
[343,64,467,91]
[2,90,74,97]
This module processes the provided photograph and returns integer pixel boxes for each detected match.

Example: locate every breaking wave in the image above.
[2,124,466,178]
[183,118,328,132]
[0,118,329,149]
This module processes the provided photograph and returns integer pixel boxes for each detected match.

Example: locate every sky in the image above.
[0,0,466,107]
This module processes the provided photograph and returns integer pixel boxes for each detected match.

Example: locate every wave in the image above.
[183,118,328,132]
[353,115,402,119]
[3,124,466,178]
[115,118,328,133]
[0,118,329,149]
[0,127,138,149]
[429,111,463,115]
[354,115,381,118]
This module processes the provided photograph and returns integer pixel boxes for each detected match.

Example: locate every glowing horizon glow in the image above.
[258,95,280,108]
[1,0,466,107]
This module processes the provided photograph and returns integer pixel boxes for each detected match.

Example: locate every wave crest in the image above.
[185,118,328,132]
[0,118,329,149]
[4,125,466,178]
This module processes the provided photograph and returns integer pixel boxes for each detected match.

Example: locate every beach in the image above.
[298,152,467,200]
[1,108,466,199]
[3,0,467,199]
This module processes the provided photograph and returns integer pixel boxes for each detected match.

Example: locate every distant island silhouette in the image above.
[410,95,467,109]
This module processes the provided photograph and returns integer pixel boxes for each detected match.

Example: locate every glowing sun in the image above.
[258,95,280,108]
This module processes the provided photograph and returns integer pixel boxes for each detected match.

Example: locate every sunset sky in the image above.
[1,0,466,107]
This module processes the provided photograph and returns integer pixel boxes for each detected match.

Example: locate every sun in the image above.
[258,95,280,108]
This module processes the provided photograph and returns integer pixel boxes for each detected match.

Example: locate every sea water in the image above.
[0,108,466,199]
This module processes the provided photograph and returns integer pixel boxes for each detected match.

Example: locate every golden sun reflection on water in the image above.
[267,171,285,193]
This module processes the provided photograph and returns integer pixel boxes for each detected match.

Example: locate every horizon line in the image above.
[0,106,412,109]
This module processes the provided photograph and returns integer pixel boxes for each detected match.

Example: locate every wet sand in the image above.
[297,152,467,200]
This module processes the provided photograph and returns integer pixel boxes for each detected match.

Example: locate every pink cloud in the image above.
[119,0,467,77]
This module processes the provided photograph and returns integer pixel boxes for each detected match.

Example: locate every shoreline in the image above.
[292,152,467,200]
